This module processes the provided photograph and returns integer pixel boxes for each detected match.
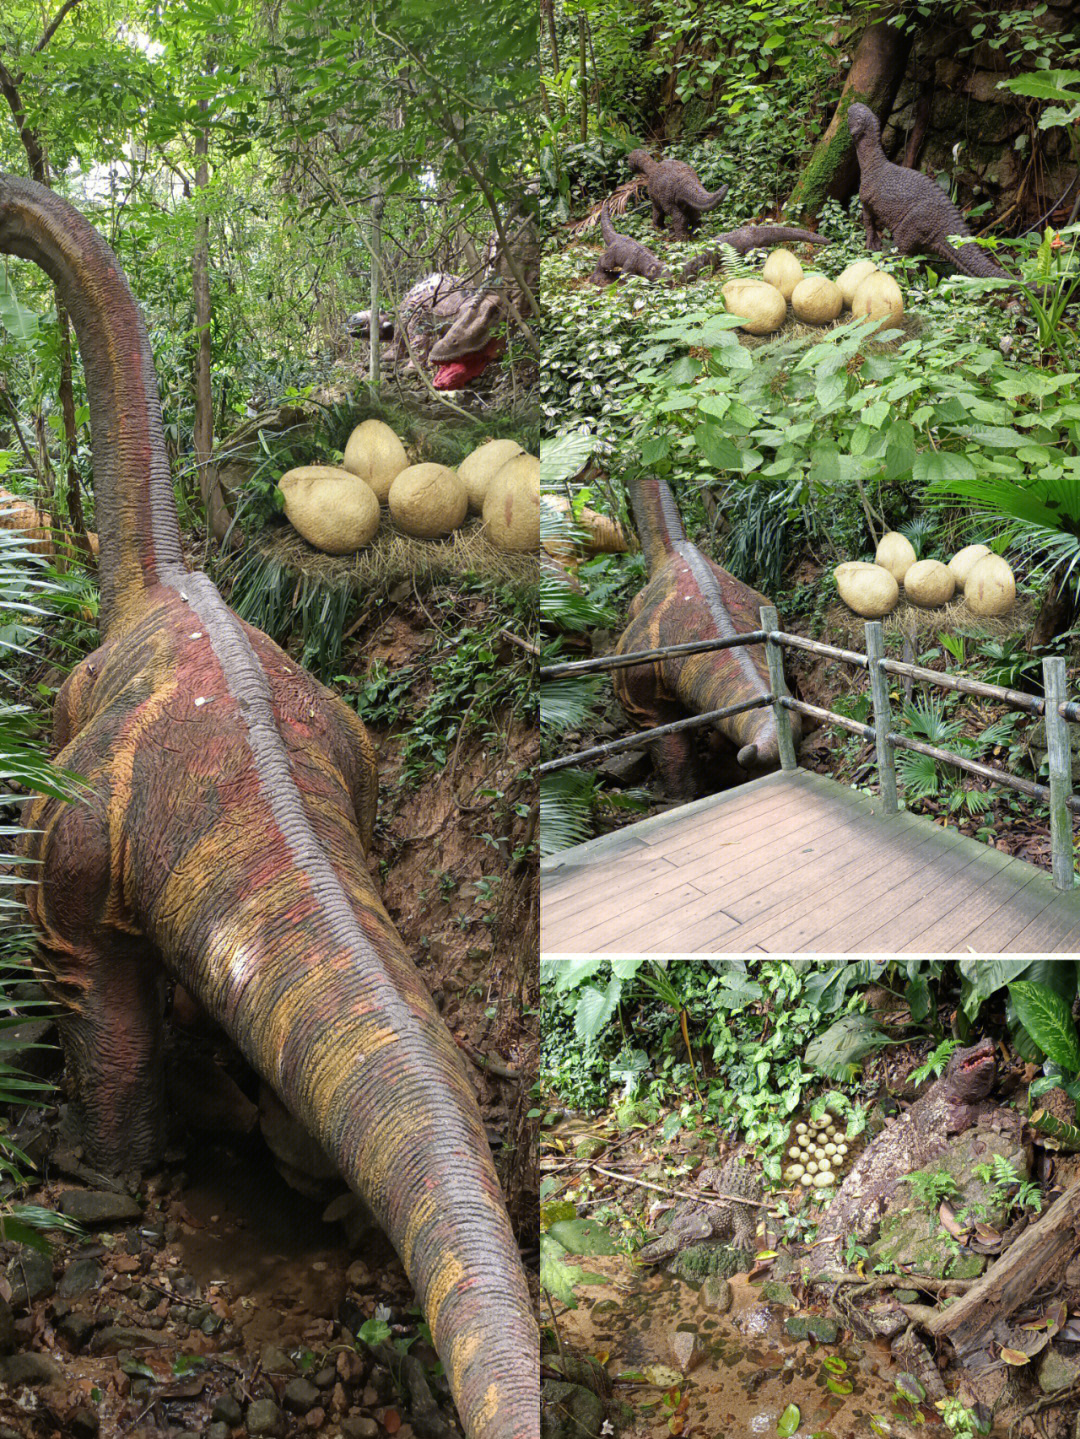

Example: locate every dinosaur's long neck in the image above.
[0,174,184,634]
[627,475,687,573]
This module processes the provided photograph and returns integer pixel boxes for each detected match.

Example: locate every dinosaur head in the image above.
[639,252,668,281]
[432,335,505,390]
[347,309,393,340]
[945,1038,997,1100]
[627,148,653,176]
[847,103,880,144]
[428,288,505,388]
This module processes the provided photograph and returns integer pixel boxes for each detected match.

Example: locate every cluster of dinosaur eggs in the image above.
[784,1113,850,1190]
[277,421,539,554]
[723,249,904,335]
[835,530,1016,619]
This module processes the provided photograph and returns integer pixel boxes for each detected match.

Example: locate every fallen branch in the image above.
[589,1163,771,1210]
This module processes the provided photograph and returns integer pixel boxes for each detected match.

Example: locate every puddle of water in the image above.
[552,1257,956,1439]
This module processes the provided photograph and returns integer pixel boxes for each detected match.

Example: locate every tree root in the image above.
[1009,1381,1080,1438]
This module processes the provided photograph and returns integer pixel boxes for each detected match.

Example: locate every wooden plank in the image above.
[990,886,1080,954]
[847,844,1019,952]
[898,857,1047,954]
[956,874,1069,954]
[541,882,707,953]
[541,865,698,944]
[542,852,681,924]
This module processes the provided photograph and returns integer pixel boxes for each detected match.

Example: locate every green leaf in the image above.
[1008,982,1080,1070]
[778,1404,801,1437]
[547,1217,618,1256]
[805,1013,891,1079]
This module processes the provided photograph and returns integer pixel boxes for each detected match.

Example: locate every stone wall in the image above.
[881,0,1078,229]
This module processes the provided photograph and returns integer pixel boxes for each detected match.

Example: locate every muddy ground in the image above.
[0,569,538,1439]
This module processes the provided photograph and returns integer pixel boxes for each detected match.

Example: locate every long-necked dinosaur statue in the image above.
[0,174,537,1439]
[613,476,800,799]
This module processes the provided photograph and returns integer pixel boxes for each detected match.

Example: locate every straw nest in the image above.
[739,309,923,354]
[827,593,1035,647]
[247,514,538,595]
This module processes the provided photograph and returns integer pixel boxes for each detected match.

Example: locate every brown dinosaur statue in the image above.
[612,476,800,799]
[429,217,539,390]
[627,149,729,239]
[680,225,832,282]
[0,174,537,1439]
[846,103,1011,280]
[588,204,668,285]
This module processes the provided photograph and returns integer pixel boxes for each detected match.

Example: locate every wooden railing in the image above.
[540,604,1080,890]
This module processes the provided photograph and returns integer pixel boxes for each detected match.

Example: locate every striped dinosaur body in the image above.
[1,175,536,1439]
[613,477,799,798]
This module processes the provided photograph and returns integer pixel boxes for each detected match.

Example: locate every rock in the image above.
[0,1352,63,1386]
[246,1398,285,1436]
[56,1313,95,1350]
[5,1248,55,1305]
[667,1328,703,1374]
[1038,1347,1080,1394]
[760,1280,796,1306]
[541,1379,604,1439]
[668,1241,750,1283]
[784,1314,838,1343]
[89,1326,166,1354]
[259,1084,339,1196]
[700,1276,732,1312]
[68,1406,100,1438]
[207,1425,230,1439]
[335,1347,365,1383]
[212,1393,243,1425]
[597,750,649,786]
[341,1419,380,1439]
[57,1190,142,1226]
[313,1364,337,1388]
[167,1060,259,1134]
[283,1377,321,1413]
[57,1258,105,1298]
[260,1343,298,1374]
[303,1408,325,1430]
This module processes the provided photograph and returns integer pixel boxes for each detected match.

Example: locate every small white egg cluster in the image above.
[784,1112,849,1191]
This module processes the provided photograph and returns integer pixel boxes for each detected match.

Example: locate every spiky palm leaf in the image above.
[540,770,603,857]
[539,677,602,733]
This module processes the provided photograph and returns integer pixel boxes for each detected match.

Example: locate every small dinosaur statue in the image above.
[846,103,1010,280]
[627,149,729,239]
[806,1038,998,1277]
[1,174,537,1439]
[680,225,832,282]
[638,1157,762,1264]
[612,476,800,799]
[588,204,668,285]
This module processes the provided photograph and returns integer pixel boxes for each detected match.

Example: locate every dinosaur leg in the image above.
[652,202,666,230]
[671,208,691,241]
[650,728,700,802]
[861,202,883,251]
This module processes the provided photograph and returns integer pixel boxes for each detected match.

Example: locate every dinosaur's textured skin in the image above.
[807,1039,997,1276]
[612,478,800,798]
[627,150,728,239]
[847,104,1010,280]
[388,271,475,365]
[637,1158,761,1264]
[588,205,667,285]
[680,226,831,282]
[428,218,539,388]
[1,174,537,1439]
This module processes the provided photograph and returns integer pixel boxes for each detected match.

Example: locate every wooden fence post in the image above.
[865,621,898,814]
[1043,655,1074,890]
[760,605,798,772]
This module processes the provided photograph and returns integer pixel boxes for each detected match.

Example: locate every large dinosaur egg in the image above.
[904,559,955,608]
[762,249,803,299]
[791,274,843,324]
[837,260,878,308]
[458,438,525,513]
[875,531,917,583]
[835,561,899,618]
[483,453,541,552]
[342,419,409,502]
[278,465,380,554]
[852,272,904,323]
[722,279,787,335]
[388,463,468,538]
[948,544,993,592]
[965,554,1016,616]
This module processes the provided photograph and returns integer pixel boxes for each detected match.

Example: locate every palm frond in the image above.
[895,748,942,799]
[539,677,602,733]
[540,770,603,857]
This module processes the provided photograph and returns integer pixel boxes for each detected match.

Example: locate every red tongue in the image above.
[432,338,502,390]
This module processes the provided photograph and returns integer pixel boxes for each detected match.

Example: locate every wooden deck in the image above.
[540,769,1080,956]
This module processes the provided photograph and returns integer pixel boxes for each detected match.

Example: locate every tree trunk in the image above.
[1030,570,1075,649]
[786,19,915,218]
[578,14,588,143]
[192,101,231,544]
[369,191,383,387]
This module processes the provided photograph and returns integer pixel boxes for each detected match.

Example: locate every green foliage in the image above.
[901,1167,958,1209]
[1007,981,1080,1071]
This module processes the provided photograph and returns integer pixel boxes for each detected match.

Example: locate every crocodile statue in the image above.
[0,174,537,1439]
[846,103,1011,280]
[627,149,729,239]
[346,307,394,342]
[680,225,832,282]
[588,205,668,285]
[612,476,800,799]
[638,1157,761,1264]
[806,1038,998,1279]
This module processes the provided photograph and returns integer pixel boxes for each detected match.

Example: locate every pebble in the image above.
[336,1349,364,1384]
[57,1190,142,1226]
[667,1328,703,1374]
[261,1343,297,1374]
[304,1408,326,1430]
[206,1425,230,1439]
[57,1258,105,1298]
[314,1364,337,1388]
[700,1276,732,1312]
[89,1325,167,1354]
[5,1249,55,1305]
[284,1376,321,1413]
[57,1313,95,1350]
[246,1398,285,1436]
[341,1420,378,1439]
[69,1412,100,1439]
[345,1260,371,1288]
[211,1393,243,1426]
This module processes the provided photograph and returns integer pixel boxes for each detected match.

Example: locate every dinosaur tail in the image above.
[679,179,729,212]
[0,173,183,635]
[680,226,830,282]
[600,203,617,243]
[698,181,730,212]
[626,475,688,573]
[940,238,1010,280]
[153,791,539,1439]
